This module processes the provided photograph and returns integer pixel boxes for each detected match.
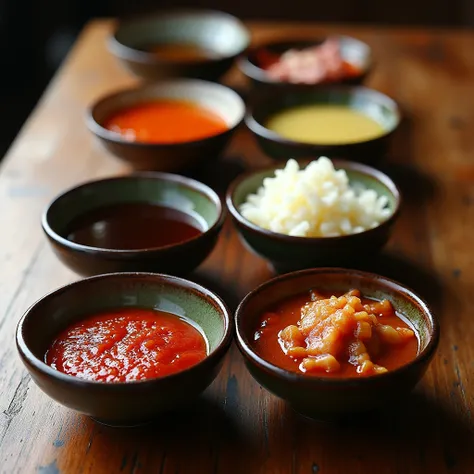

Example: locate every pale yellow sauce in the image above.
[265,105,385,145]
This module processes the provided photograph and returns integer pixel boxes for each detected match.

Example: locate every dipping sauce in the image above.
[265,105,385,145]
[65,203,204,250]
[254,289,418,377]
[138,42,217,61]
[103,100,229,144]
[45,308,208,382]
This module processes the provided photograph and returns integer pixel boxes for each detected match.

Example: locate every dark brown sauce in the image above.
[138,43,217,61]
[65,203,204,250]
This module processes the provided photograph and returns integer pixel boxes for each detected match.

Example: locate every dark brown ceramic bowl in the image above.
[87,79,246,171]
[42,172,225,277]
[109,9,250,81]
[246,86,401,164]
[238,36,372,93]
[235,268,439,421]
[16,273,232,426]
[226,159,401,273]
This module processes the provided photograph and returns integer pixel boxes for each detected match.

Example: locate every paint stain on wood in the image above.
[37,459,60,474]
[452,269,461,278]
[312,463,320,473]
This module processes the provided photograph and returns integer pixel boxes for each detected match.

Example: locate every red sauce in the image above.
[45,308,208,382]
[254,290,418,378]
[65,203,203,250]
[103,100,229,144]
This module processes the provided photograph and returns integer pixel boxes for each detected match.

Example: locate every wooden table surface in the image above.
[1,19,474,474]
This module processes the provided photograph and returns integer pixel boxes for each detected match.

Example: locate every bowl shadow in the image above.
[95,394,254,473]
[346,250,445,316]
[185,154,248,197]
[286,390,474,472]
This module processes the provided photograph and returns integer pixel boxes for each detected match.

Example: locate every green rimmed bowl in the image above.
[246,86,401,164]
[109,9,250,81]
[16,273,232,426]
[87,79,246,171]
[226,159,400,273]
[42,172,224,276]
[235,267,439,421]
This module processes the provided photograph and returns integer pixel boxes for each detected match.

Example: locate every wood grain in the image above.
[0,20,473,474]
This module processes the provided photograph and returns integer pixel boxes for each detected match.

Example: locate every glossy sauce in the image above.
[254,290,418,378]
[103,100,229,144]
[45,308,208,382]
[139,43,217,61]
[266,105,385,145]
[65,203,204,250]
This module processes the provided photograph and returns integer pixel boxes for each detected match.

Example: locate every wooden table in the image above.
[1,20,473,474]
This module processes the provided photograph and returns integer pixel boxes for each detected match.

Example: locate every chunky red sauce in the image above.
[45,308,207,382]
[254,290,418,378]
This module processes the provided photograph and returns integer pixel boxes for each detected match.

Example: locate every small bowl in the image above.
[238,36,372,92]
[246,85,401,164]
[109,9,250,81]
[226,159,400,273]
[235,267,439,421]
[87,79,246,171]
[16,272,232,426]
[42,172,225,276]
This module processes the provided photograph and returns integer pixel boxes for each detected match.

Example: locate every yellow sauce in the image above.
[265,105,385,145]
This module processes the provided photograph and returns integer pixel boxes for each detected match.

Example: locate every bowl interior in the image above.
[237,269,435,368]
[250,87,400,139]
[21,274,228,367]
[90,80,246,135]
[230,162,399,224]
[45,174,221,243]
[113,11,250,59]
[246,36,371,80]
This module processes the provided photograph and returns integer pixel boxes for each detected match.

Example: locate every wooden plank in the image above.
[0,20,473,474]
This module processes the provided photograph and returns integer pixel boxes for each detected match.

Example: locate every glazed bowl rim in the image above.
[237,35,372,85]
[226,158,401,243]
[86,78,246,148]
[42,171,225,255]
[235,267,440,386]
[16,272,233,387]
[245,85,401,147]
[108,8,251,64]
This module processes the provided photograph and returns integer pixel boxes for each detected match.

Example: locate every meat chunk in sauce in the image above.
[277,290,415,376]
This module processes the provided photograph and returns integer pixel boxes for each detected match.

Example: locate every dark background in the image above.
[0,0,473,158]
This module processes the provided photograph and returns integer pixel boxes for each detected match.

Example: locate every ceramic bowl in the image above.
[226,159,400,273]
[42,172,224,276]
[246,86,401,164]
[238,36,372,93]
[235,267,439,421]
[109,9,250,81]
[87,79,245,171]
[16,273,232,426]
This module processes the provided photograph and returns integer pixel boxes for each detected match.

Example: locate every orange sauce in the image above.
[103,100,229,144]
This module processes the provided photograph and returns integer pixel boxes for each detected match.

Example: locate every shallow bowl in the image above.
[235,267,439,421]
[16,273,232,425]
[87,79,245,171]
[42,172,224,276]
[108,9,250,81]
[246,85,401,164]
[238,36,372,93]
[109,9,250,81]
[226,159,400,273]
